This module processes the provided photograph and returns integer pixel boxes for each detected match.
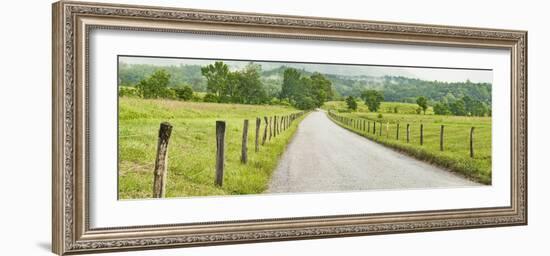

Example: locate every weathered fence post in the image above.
[406,124,410,143]
[241,119,249,163]
[262,116,268,145]
[363,120,366,132]
[368,121,370,133]
[373,121,376,134]
[287,115,290,129]
[215,121,225,186]
[273,116,278,137]
[286,115,289,130]
[420,124,424,145]
[396,123,400,140]
[470,127,475,158]
[268,116,273,141]
[153,122,173,198]
[440,125,444,151]
[255,118,261,152]
[379,122,382,136]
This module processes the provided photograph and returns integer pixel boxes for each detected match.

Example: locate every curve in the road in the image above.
[267,110,482,193]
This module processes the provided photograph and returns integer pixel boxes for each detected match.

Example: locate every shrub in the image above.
[118,86,141,98]
[174,85,194,101]
[203,93,219,103]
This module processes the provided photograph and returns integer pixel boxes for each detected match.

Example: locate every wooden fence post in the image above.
[386,122,389,138]
[379,122,382,136]
[396,123,400,140]
[273,116,278,137]
[152,122,172,198]
[286,115,289,130]
[241,120,249,163]
[373,121,376,134]
[255,118,261,152]
[406,124,410,143]
[368,121,370,133]
[262,116,268,145]
[268,116,273,141]
[470,127,475,158]
[440,125,444,151]
[287,115,290,129]
[215,121,225,186]
[420,124,424,145]
[363,120,366,132]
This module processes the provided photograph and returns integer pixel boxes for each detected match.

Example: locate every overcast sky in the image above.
[119,56,492,84]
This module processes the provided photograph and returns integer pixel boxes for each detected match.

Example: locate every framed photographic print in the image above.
[52,1,527,255]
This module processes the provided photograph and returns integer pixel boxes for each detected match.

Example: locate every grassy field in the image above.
[119,98,304,199]
[323,101,492,184]
[329,101,434,115]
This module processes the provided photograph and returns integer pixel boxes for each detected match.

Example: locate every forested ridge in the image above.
[119,62,491,108]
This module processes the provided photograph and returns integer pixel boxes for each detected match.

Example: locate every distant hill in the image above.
[118,63,491,105]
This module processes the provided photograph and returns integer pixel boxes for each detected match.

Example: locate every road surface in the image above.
[267,110,481,193]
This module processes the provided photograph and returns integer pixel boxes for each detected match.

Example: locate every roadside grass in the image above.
[323,101,491,184]
[119,98,305,199]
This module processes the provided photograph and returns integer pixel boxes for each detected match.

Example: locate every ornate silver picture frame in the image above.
[52,1,527,255]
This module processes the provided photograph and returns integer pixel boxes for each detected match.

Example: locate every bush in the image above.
[377,113,383,119]
[203,93,219,103]
[118,86,141,98]
[191,94,202,102]
[174,85,194,101]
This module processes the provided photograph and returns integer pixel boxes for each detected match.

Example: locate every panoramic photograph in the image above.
[117,56,492,199]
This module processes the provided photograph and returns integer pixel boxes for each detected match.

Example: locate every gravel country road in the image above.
[267,110,482,193]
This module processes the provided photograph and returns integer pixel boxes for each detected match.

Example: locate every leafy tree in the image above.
[233,63,268,104]
[470,99,488,116]
[293,96,317,110]
[280,68,301,101]
[416,96,428,114]
[361,90,384,112]
[449,99,467,116]
[433,102,451,115]
[135,69,171,99]
[201,61,230,101]
[310,72,334,105]
[345,96,357,111]
[278,69,333,110]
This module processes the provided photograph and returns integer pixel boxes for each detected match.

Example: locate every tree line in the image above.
[120,61,335,110]
[433,95,490,116]
[344,89,490,117]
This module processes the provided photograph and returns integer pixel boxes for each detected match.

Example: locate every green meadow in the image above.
[118,97,304,199]
[323,101,492,184]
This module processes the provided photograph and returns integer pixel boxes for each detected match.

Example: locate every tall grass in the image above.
[119,98,305,199]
